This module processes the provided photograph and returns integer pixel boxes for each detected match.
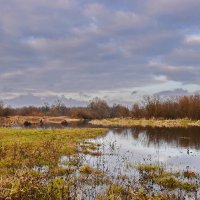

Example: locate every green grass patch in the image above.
[0,128,107,173]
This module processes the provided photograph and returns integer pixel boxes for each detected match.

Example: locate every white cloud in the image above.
[153,75,168,82]
[185,35,200,45]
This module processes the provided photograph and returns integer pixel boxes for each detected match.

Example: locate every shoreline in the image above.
[0,116,83,126]
[90,118,200,128]
[1,116,200,128]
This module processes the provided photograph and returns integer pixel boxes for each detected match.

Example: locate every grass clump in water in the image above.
[135,163,199,196]
[79,141,102,156]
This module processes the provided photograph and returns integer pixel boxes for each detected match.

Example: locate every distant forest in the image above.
[0,95,200,120]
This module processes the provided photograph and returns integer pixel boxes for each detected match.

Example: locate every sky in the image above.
[0,0,200,107]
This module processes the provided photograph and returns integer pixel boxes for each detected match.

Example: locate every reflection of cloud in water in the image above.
[90,127,200,172]
[109,127,200,150]
[167,155,200,171]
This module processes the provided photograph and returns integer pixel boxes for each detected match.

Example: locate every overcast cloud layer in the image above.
[0,0,200,106]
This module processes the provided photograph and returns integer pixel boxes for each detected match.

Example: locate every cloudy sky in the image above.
[1,0,200,107]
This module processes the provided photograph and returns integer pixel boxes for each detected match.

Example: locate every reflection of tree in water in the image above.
[110,127,200,150]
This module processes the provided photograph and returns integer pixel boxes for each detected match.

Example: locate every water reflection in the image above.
[109,127,200,150]
[89,127,200,172]
[0,120,90,129]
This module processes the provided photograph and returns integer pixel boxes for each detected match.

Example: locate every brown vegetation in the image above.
[0,95,200,120]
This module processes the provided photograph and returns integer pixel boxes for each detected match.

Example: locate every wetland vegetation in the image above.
[0,128,106,199]
[0,126,200,199]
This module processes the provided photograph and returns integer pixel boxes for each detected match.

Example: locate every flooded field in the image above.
[3,121,200,172]
[61,126,200,199]
[86,127,200,171]
[1,123,200,199]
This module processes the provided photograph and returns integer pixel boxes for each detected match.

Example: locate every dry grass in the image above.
[90,118,200,127]
[0,116,82,126]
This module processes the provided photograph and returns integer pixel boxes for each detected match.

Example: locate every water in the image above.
[77,127,200,199]
[85,127,200,172]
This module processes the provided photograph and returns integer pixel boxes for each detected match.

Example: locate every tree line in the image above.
[0,95,200,120]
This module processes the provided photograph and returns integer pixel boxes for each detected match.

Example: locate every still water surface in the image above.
[86,127,200,173]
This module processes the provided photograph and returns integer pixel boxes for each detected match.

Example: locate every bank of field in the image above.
[0,128,107,171]
[90,118,200,128]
